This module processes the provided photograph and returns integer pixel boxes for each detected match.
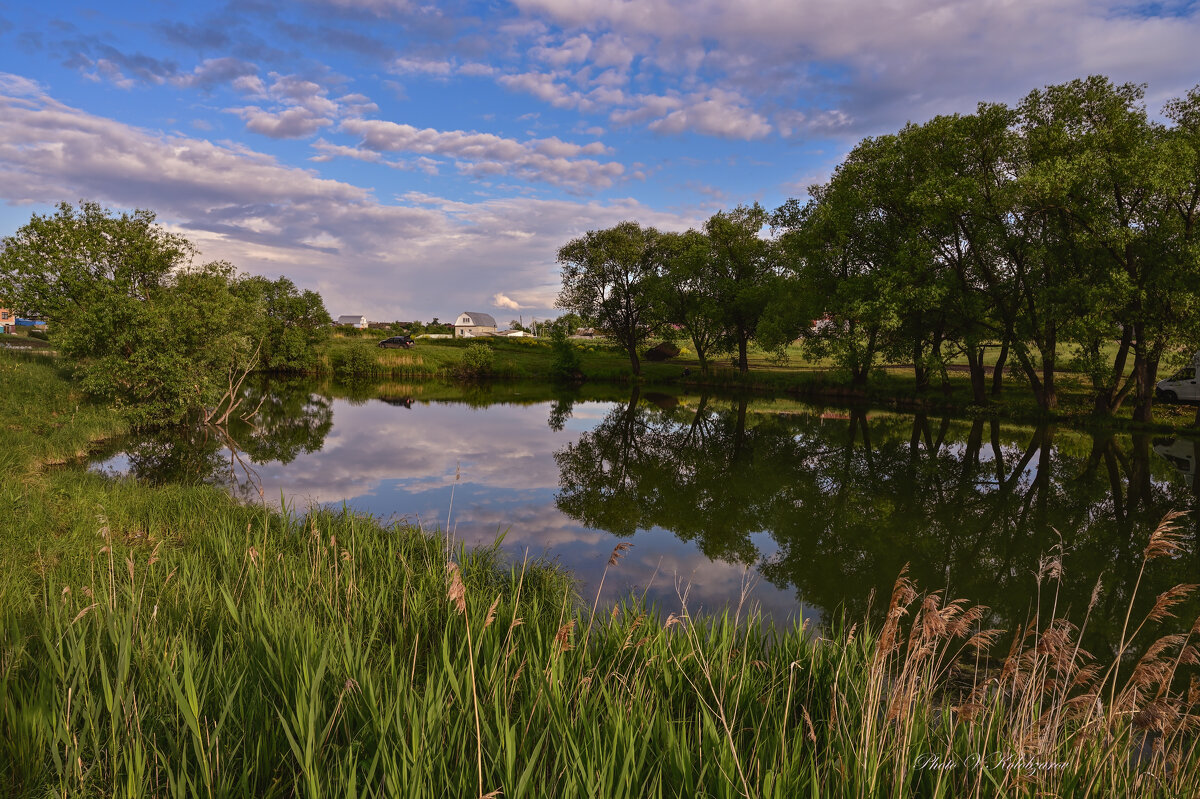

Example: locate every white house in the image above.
[337,314,367,329]
[454,312,497,338]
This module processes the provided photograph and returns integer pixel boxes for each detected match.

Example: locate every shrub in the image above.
[332,345,377,377]
[27,330,49,341]
[458,342,494,378]
[549,327,583,381]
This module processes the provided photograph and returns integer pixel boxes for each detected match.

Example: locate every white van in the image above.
[1156,365,1200,403]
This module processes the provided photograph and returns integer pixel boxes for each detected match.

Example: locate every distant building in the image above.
[1,309,46,334]
[337,314,367,329]
[454,312,497,338]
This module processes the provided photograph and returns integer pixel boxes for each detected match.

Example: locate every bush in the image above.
[549,327,583,381]
[332,345,377,377]
[27,330,49,341]
[457,342,494,378]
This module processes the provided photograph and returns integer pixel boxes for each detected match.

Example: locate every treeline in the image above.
[557,76,1200,420]
[0,202,331,426]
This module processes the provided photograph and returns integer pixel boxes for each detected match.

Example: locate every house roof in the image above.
[457,311,496,327]
[337,314,366,324]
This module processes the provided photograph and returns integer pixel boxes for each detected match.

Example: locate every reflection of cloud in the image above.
[244,399,618,507]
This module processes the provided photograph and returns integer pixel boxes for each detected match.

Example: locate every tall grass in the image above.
[2,505,1198,797]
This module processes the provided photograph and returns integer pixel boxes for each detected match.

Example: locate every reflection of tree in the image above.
[237,376,333,465]
[113,377,333,493]
[555,393,1200,648]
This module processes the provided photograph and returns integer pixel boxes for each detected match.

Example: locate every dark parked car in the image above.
[378,335,414,349]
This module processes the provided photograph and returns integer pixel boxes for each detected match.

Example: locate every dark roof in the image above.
[457,311,496,327]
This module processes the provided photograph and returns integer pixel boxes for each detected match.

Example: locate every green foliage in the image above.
[557,221,661,376]
[548,326,582,381]
[457,341,495,378]
[703,203,781,372]
[0,202,332,427]
[234,276,331,372]
[55,259,258,427]
[331,344,378,377]
[26,329,48,341]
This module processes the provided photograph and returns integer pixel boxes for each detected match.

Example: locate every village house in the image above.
[336,314,368,329]
[0,308,13,335]
[453,312,497,338]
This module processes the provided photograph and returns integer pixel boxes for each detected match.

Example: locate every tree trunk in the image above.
[1092,326,1133,417]
[913,341,928,393]
[964,344,987,405]
[1131,334,1160,424]
[737,334,749,373]
[991,329,1011,397]
[627,342,641,376]
[693,336,709,375]
[1040,326,1058,411]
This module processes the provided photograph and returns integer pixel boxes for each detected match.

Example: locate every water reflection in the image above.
[89,378,1200,646]
[554,394,1200,651]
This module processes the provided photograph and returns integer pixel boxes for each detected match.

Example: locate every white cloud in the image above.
[530,33,594,67]
[391,57,455,76]
[338,118,623,188]
[0,76,701,321]
[646,89,771,139]
[171,57,258,90]
[232,106,334,138]
[492,293,523,310]
[511,0,1200,137]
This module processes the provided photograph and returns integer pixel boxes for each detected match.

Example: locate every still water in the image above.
[90,377,1200,649]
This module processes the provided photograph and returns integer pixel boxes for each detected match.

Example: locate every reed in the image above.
[1,498,1198,797]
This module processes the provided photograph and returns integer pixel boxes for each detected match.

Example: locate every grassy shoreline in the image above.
[315,331,1200,434]
[3,351,1200,796]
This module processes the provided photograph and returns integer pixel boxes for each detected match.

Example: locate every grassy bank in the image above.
[3,351,1200,796]
[315,331,1200,432]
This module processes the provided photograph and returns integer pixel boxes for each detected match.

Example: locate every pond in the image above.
[89,376,1200,651]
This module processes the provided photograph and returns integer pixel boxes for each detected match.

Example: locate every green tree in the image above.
[778,139,907,387]
[0,202,258,426]
[556,221,661,376]
[0,201,194,320]
[704,204,779,372]
[235,276,331,372]
[649,230,725,374]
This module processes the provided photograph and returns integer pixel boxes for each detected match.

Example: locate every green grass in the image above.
[310,332,1200,432]
[3,351,1200,797]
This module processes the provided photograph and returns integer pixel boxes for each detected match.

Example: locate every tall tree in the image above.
[650,230,725,374]
[778,139,908,387]
[901,109,1015,403]
[556,221,661,376]
[705,204,779,372]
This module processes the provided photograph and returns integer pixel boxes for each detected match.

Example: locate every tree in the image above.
[704,204,779,372]
[556,221,661,376]
[56,259,259,426]
[650,230,725,374]
[235,276,331,372]
[0,202,265,426]
[778,140,907,387]
[0,201,194,320]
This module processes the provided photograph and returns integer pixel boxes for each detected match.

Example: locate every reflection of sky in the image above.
[93,397,813,626]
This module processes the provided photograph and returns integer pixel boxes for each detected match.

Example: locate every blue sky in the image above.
[1,0,1199,321]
